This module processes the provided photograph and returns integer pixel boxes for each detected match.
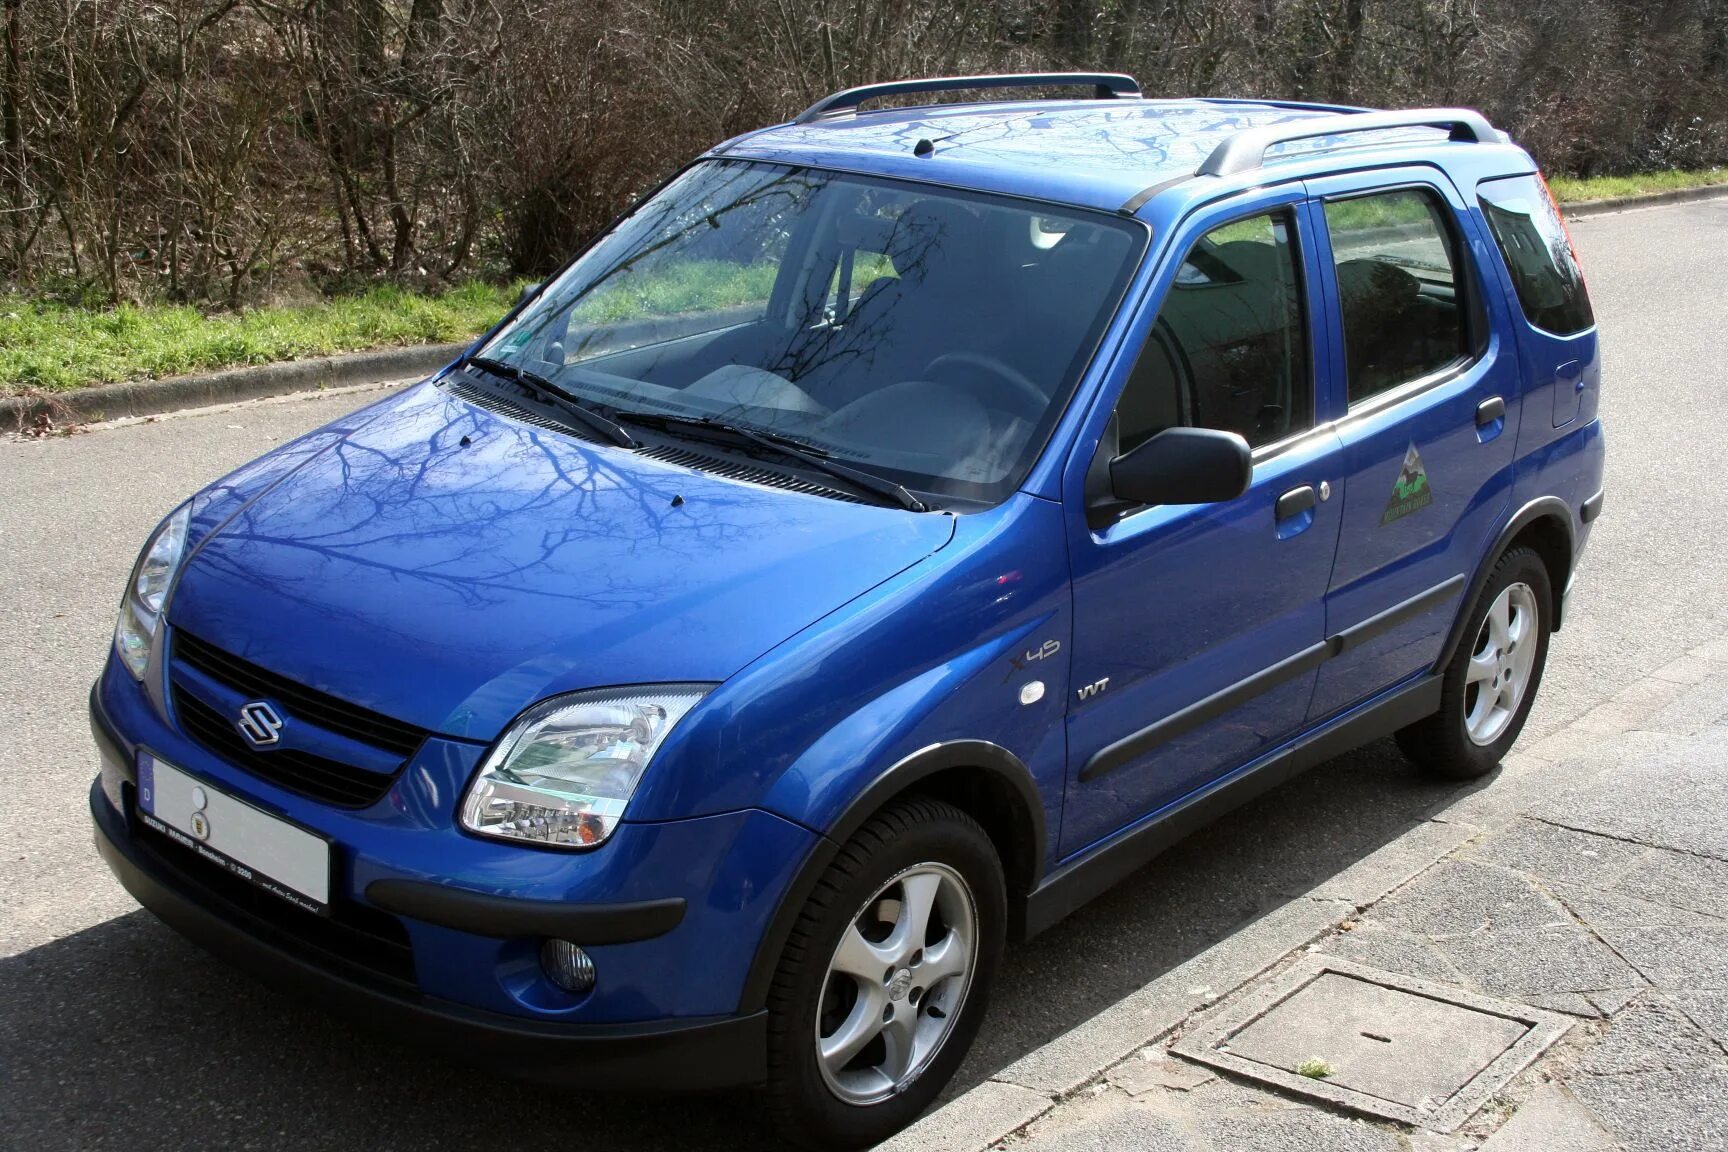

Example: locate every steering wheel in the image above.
[922,352,1048,422]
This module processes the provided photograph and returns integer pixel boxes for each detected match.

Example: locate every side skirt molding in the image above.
[1019,673,1442,941]
[1080,575,1463,784]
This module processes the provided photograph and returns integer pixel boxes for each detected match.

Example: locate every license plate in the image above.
[137,753,332,914]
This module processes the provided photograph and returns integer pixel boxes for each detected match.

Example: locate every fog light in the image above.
[541,939,596,993]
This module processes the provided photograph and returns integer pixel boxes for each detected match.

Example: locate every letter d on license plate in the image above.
[138,753,331,913]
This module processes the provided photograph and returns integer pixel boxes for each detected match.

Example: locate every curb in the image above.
[0,342,466,431]
[1562,182,1728,218]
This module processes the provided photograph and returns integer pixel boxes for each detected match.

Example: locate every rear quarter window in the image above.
[1477,175,1595,335]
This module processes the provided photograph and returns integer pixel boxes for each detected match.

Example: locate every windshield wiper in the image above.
[614,410,928,512]
[465,355,637,449]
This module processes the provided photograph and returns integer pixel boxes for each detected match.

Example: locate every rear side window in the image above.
[1116,209,1310,453]
[1478,175,1595,335]
[1323,188,1473,405]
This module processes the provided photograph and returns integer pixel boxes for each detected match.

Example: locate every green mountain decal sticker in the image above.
[1381,442,1433,525]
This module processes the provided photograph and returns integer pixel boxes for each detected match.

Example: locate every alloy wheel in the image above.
[1464,581,1540,746]
[814,862,978,1105]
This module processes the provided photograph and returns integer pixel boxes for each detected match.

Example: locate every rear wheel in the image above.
[1397,546,1553,779]
[765,797,1005,1150]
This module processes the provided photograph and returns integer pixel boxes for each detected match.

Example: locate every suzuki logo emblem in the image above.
[236,700,285,747]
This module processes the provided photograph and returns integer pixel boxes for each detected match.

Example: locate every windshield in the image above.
[478,160,1145,505]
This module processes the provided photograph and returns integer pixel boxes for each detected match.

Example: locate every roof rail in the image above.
[1197,107,1498,178]
[794,73,1141,125]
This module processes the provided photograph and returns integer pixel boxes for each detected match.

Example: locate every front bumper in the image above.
[88,674,796,1089]
[90,778,765,1088]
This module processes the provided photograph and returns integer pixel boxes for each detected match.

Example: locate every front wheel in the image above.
[765,796,1005,1149]
[1397,546,1553,779]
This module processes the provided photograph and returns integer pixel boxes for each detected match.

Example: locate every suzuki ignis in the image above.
[91,73,1604,1148]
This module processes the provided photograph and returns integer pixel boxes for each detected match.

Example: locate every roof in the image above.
[714,98,1371,213]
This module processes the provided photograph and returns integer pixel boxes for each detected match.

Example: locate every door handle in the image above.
[1276,485,1316,521]
[1476,396,1505,426]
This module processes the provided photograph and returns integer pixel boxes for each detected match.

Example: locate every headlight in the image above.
[114,505,192,680]
[459,685,711,848]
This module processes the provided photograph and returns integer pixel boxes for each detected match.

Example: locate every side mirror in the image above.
[1110,426,1252,507]
[517,281,543,308]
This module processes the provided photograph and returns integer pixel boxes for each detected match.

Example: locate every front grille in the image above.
[131,796,416,986]
[174,631,428,757]
[171,687,397,808]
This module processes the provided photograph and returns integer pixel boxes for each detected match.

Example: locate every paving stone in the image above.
[1190,1103,1408,1152]
[1011,1094,1202,1152]
[1669,990,1728,1054]
[1371,860,1573,937]
[1611,847,1728,921]
[1584,987,1645,1016]
[1526,990,1609,1018]
[1316,922,1469,986]
[1301,820,1480,906]
[880,1080,1051,1152]
[1567,1065,1728,1152]
[1478,1082,1617,1151]
[1108,1056,1216,1096]
[1548,881,1721,929]
[1572,991,1726,1076]
[1649,654,1720,685]
[1530,733,1728,861]
[1465,818,1648,888]
[1691,635,1728,664]
[1563,676,1690,735]
[1597,924,1728,991]
[1638,675,1728,737]
[1437,924,1643,1004]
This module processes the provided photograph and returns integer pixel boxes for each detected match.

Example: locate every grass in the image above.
[0,280,527,395]
[1295,1057,1335,1080]
[1546,167,1727,203]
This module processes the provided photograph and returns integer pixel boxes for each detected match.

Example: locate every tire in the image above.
[1397,545,1553,780]
[765,796,1006,1150]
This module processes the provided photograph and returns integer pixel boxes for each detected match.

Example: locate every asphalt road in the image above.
[2,197,1725,1151]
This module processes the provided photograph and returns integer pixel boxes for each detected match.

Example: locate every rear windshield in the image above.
[479,160,1145,505]
[1478,175,1595,336]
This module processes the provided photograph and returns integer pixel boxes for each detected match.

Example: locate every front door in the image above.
[1303,169,1523,722]
[1060,190,1345,858]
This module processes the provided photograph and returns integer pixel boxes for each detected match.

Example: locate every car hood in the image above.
[168,382,955,740]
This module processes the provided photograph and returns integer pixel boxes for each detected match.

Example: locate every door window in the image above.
[1323,189,1474,405]
[1478,175,1595,335]
[1116,209,1311,453]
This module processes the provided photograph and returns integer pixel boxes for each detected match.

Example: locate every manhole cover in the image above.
[1172,956,1572,1131]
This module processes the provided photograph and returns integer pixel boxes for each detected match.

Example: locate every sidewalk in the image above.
[886,637,1728,1152]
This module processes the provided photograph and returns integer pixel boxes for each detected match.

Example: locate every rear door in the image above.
[1059,188,1345,857]
[1304,168,1523,722]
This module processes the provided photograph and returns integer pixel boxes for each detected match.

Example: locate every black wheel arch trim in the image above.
[1436,495,1576,672]
[737,739,1045,1014]
[364,880,686,944]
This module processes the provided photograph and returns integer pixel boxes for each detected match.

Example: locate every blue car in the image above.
[90,73,1604,1147]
